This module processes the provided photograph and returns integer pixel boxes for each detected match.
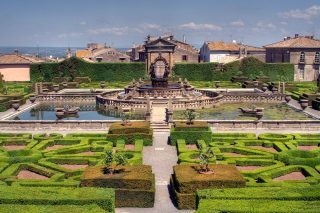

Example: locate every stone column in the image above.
[282,82,285,94]
[39,82,43,94]
[35,83,39,95]
[169,52,173,73]
[278,81,281,93]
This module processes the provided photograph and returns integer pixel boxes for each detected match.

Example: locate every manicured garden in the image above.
[171,122,320,211]
[0,122,155,212]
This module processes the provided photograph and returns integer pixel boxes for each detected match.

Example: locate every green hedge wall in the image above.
[173,57,294,81]
[0,186,115,212]
[30,57,145,82]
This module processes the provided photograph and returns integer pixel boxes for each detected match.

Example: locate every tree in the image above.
[103,150,114,174]
[184,109,196,124]
[198,145,215,173]
[0,73,5,94]
[103,150,128,175]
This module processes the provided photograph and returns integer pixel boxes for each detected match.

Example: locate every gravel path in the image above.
[116,130,193,213]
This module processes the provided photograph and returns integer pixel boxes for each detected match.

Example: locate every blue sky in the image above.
[0,0,320,48]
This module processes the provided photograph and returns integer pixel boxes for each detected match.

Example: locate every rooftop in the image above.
[0,54,45,64]
[264,35,320,49]
[206,41,264,52]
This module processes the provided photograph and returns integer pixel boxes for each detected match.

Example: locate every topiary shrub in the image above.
[80,165,155,208]
[171,164,245,209]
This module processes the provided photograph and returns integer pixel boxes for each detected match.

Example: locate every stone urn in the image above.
[100,81,106,89]
[62,82,68,88]
[300,99,309,110]
[55,108,65,119]
[29,95,37,103]
[261,84,268,92]
[11,100,20,111]
[214,81,220,88]
[285,95,292,103]
[53,85,60,93]
[271,87,278,93]
[256,111,264,120]
[253,81,259,88]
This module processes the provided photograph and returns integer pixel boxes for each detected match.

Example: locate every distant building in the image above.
[200,41,265,63]
[131,34,199,63]
[264,34,320,81]
[75,43,130,62]
[0,52,45,81]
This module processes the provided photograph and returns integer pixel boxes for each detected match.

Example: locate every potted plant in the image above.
[261,83,268,92]
[53,84,60,93]
[300,99,309,110]
[29,94,37,103]
[285,94,292,103]
[11,99,20,111]
[100,81,106,89]
[214,81,220,88]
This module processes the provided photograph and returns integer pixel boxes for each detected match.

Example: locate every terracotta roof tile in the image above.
[0,54,34,64]
[264,37,320,48]
[206,41,264,52]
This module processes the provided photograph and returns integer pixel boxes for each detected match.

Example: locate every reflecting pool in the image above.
[9,102,146,121]
[172,103,315,120]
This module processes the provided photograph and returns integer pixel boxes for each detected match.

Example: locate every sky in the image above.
[0,0,320,48]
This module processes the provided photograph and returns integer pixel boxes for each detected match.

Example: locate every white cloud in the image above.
[252,22,276,32]
[280,21,288,25]
[230,20,245,27]
[88,26,129,35]
[279,5,320,20]
[57,32,83,39]
[141,23,161,30]
[179,22,222,31]
[80,21,87,25]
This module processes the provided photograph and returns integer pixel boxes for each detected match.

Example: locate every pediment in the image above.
[146,38,176,47]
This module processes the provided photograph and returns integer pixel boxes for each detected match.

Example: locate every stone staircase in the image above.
[150,122,170,130]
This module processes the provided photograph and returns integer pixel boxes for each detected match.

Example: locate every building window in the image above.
[315,52,320,63]
[299,67,305,80]
[182,55,188,61]
[299,52,305,64]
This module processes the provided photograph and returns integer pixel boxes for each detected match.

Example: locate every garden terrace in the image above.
[173,132,320,210]
[0,132,149,209]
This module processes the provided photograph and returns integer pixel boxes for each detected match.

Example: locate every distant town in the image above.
[1,33,319,82]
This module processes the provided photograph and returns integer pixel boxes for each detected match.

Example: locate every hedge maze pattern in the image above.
[0,133,144,187]
[174,132,320,211]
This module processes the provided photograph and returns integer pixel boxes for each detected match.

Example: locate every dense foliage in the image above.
[173,57,294,81]
[30,57,145,82]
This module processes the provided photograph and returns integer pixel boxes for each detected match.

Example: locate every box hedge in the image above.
[172,164,245,209]
[170,123,212,145]
[0,186,115,212]
[80,165,155,208]
[173,57,294,82]
[30,57,145,82]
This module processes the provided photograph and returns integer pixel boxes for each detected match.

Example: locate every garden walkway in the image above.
[116,130,193,213]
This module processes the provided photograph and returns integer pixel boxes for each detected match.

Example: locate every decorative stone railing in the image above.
[173,119,320,130]
[0,120,140,130]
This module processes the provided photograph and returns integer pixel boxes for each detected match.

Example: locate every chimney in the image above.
[295,34,299,38]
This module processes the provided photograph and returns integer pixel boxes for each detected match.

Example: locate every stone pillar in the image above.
[165,108,173,123]
[169,52,173,73]
[168,97,172,110]
[282,82,285,94]
[278,81,281,93]
[147,52,151,74]
[35,83,39,95]
[39,82,43,94]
